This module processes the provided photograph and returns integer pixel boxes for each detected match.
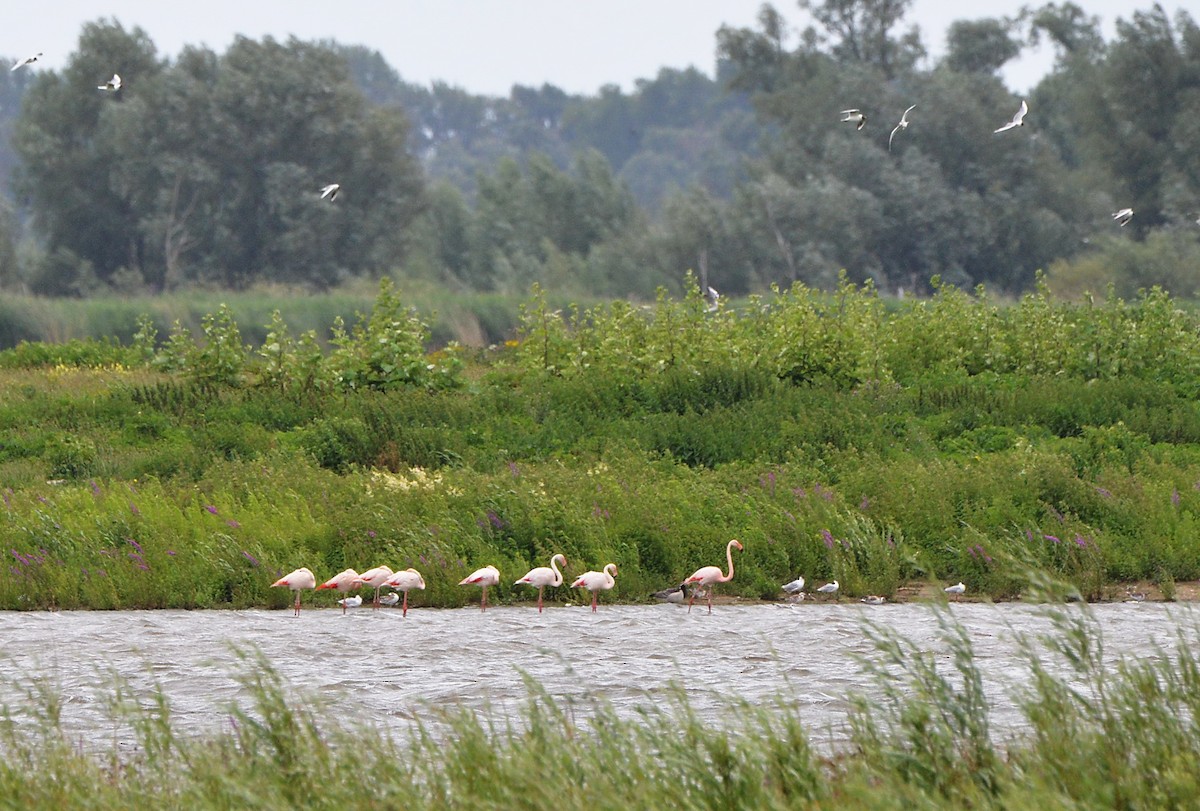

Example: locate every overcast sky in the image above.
[0,1,1173,97]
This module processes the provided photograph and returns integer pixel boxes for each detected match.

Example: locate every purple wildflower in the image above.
[508,462,520,478]
[860,495,870,510]
[792,487,807,499]
[96,569,106,577]
[487,511,504,529]
[1094,486,1112,499]
[820,529,834,549]
[419,554,427,565]
[367,530,376,538]
[130,502,140,516]
[1045,534,1061,544]
[226,519,241,529]
[166,550,176,557]
[127,538,142,553]
[1025,529,1034,542]
[761,471,776,496]
[1073,534,1089,548]
[241,551,259,567]
[136,563,150,571]
[1049,505,1064,523]
[204,505,219,515]
[90,480,101,497]
[1172,489,1181,508]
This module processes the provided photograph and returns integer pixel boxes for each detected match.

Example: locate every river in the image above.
[1,601,1194,750]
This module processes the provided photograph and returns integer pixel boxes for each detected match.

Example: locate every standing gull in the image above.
[994,100,1028,133]
[840,109,867,130]
[944,581,967,601]
[888,104,916,151]
[781,577,805,595]
[816,580,839,600]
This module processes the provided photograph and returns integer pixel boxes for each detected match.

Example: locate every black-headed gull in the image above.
[705,286,720,312]
[11,53,41,72]
[319,183,340,201]
[1112,208,1134,227]
[840,109,866,130]
[944,581,966,600]
[816,580,839,599]
[98,74,121,92]
[994,100,1028,133]
[888,104,916,151]
[652,583,690,604]
[781,577,805,594]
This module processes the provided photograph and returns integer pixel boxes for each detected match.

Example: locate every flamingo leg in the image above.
[481,585,488,612]
[707,589,713,614]
[293,592,301,617]
[342,597,347,615]
[538,587,545,613]
[374,587,381,609]
[402,591,409,618]
[688,590,695,614]
[591,591,598,613]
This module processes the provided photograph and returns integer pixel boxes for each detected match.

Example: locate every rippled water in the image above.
[1,601,1195,749]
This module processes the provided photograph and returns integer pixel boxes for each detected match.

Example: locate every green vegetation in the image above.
[2,280,1200,610]
[3,604,1200,808]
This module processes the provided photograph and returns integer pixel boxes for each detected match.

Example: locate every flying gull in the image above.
[320,183,340,201]
[98,74,121,92]
[1112,208,1134,227]
[888,104,916,151]
[994,100,1028,133]
[11,53,41,71]
[840,109,866,130]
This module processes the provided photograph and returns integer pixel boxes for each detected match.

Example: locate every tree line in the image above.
[0,1,1198,302]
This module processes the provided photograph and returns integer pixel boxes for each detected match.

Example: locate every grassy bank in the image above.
[2,605,1198,809]
[3,278,1200,609]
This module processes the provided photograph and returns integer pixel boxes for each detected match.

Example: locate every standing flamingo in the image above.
[514,553,567,613]
[459,565,500,611]
[358,565,394,608]
[383,568,426,617]
[571,563,617,612]
[316,568,363,614]
[271,567,316,617]
[684,539,743,614]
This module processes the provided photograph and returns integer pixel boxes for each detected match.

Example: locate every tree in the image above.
[15,29,425,293]
[944,18,1022,74]
[797,0,925,79]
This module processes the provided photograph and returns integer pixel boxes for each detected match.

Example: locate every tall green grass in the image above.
[3,606,1199,809]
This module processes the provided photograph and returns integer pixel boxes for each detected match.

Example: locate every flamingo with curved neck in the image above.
[684,539,743,614]
[515,553,567,613]
[571,563,617,612]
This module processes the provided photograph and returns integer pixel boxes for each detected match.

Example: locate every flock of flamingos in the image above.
[270,539,972,615]
[271,539,752,616]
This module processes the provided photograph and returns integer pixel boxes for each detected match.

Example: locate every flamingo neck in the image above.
[720,542,737,582]
[550,555,564,586]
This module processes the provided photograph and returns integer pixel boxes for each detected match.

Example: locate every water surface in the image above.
[1,601,1192,748]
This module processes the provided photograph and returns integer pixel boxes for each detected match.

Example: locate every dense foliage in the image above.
[2,281,1200,611]
[2,3,1200,303]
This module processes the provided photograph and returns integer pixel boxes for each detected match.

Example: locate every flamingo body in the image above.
[459,565,500,611]
[515,553,567,612]
[358,565,394,608]
[684,539,743,613]
[384,568,426,616]
[271,567,317,616]
[571,563,617,612]
[316,568,363,614]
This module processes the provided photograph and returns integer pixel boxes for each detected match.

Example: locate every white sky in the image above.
[0,1,1173,97]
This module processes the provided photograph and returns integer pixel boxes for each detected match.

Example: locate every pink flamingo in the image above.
[684,539,743,614]
[514,553,567,612]
[358,565,394,608]
[383,568,426,617]
[316,568,363,614]
[459,565,500,611]
[271,567,316,616]
[571,563,617,612]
